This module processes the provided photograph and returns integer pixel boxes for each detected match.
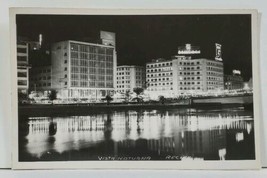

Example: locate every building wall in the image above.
[116,65,145,93]
[146,56,224,98]
[50,40,116,100]
[224,74,244,90]
[29,66,52,91]
[17,42,30,94]
[146,59,174,97]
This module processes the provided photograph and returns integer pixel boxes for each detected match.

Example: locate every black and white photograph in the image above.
[10,9,261,169]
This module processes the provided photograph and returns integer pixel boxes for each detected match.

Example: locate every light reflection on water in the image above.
[19,108,255,161]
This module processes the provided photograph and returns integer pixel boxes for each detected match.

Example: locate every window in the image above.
[17,48,26,53]
[64,67,67,71]
[64,60,67,64]
[17,56,27,62]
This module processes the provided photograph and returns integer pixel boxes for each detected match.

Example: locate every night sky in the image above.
[16,14,252,80]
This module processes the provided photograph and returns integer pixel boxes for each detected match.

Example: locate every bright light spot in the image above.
[235,132,244,142]
[218,148,226,160]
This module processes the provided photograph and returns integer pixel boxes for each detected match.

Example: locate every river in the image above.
[18,106,255,161]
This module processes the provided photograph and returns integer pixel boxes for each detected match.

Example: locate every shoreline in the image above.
[18,102,248,117]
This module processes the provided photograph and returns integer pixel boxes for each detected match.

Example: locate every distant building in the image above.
[17,42,31,94]
[224,70,244,90]
[146,44,224,98]
[30,31,117,100]
[116,65,146,93]
[29,66,52,92]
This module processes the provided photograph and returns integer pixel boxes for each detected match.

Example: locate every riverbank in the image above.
[18,102,247,117]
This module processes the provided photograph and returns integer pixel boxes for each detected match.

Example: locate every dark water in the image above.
[19,107,255,161]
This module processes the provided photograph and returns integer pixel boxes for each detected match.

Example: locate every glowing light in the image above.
[218,148,226,160]
[235,132,244,142]
[39,34,43,46]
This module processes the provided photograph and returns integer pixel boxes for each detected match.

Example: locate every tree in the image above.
[125,90,131,102]
[133,87,144,103]
[104,95,113,105]
[159,95,165,105]
[48,90,57,101]
[133,87,144,97]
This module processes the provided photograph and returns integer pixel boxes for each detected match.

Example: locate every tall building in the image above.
[224,70,244,90]
[17,42,31,94]
[146,44,224,98]
[30,31,117,100]
[116,65,146,93]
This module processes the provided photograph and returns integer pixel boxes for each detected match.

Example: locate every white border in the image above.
[10,8,261,170]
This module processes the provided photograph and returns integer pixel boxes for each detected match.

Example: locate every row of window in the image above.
[146,62,172,68]
[146,67,172,73]
[117,80,130,84]
[180,72,201,75]
[30,76,51,81]
[207,62,223,67]
[180,82,201,85]
[17,56,28,62]
[117,76,130,80]
[207,77,223,81]
[17,72,27,78]
[180,77,201,80]
[179,61,201,65]
[70,43,114,55]
[31,68,51,74]
[117,67,144,71]
[71,58,113,68]
[147,72,172,78]
[17,47,27,54]
[148,82,173,86]
[18,80,27,86]
[179,87,201,90]
[179,67,201,71]
[71,81,113,88]
[147,87,173,91]
[207,67,223,72]
[207,82,224,85]
[147,78,172,82]
[31,82,51,87]
[117,85,131,88]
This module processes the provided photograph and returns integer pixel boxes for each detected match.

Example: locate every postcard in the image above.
[10,8,261,169]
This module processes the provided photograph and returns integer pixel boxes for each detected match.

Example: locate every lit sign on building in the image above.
[233,70,241,75]
[177,44,201,55]
[100,31,116,47]
[215,43,222,61]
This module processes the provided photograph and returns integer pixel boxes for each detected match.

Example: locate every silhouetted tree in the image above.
[133,87,144,103]
[104,95,113,105]
[125,90,131,102]
[133,87,144,96]
[159,95,165,105]
[48,90,57,101]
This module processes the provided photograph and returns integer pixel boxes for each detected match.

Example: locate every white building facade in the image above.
[146,44,224,98]
[17,42,30,94]
[116,65,146,93]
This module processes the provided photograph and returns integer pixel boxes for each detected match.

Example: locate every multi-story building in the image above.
[146,44,224,98]
[17,42,31,94]
[116,65,146,93]
[224,70,244,90]
[29,66,52,92]
[30,31,117,100]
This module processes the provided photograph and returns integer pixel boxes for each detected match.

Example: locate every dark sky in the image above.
[16,14,252,80]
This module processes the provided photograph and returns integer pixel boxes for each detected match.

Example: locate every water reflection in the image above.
[19,108,255,161]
